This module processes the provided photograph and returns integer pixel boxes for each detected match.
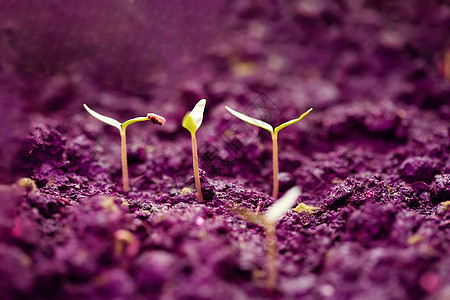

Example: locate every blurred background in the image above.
[0,0,449,183]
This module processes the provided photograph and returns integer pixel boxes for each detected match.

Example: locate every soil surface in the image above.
[0,1,449,299]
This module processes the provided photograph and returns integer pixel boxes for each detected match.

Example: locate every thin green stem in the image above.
[272,132,279,199]
[120,129,129,193]
[265,221,277,292]
[191,132,204,203]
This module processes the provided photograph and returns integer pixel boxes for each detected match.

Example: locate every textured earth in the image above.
[0,1,449,299]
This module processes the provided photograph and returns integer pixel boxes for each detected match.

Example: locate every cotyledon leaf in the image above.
[265,186,301,223]
[274,108,313,134]
[83,104,122,130]
[183,99,207,133]
[225,106,273,132]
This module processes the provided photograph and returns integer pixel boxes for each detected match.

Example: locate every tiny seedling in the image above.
[182,99,206,203]
[235,186,301,292]
[83,104,166,193]
[225,106,312,199]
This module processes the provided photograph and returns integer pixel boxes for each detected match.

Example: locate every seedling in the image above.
[182,99,207,203]
[83,104,166,193]
[225,106,312,198]
[235,186,301,291]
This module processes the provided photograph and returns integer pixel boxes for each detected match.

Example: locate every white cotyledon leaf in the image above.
[265,186,301,223]
[190,99,207,129]
[83,104,122,130]
[225,106,274,132]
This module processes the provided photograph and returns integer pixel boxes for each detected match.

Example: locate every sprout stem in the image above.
[191,132,204,203]
[271,132,279,199]
[120,129,129,193]
[265,221,277,292]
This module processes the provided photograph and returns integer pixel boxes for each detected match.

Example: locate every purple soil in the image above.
[1,0,449,299]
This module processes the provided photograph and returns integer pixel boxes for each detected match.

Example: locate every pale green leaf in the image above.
[122,116,152,130]
[225,106,273,132]
[274,108,313,135]
[265,186,301,223]
[123,113,166,130]
[83,104,122,130]
[182,113,198,133]
[183,99,206,133]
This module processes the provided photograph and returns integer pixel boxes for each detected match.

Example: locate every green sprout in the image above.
[225,106,313,199]
[236,186,301,291]
[83,104,166,193]
[182,99,207,203]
